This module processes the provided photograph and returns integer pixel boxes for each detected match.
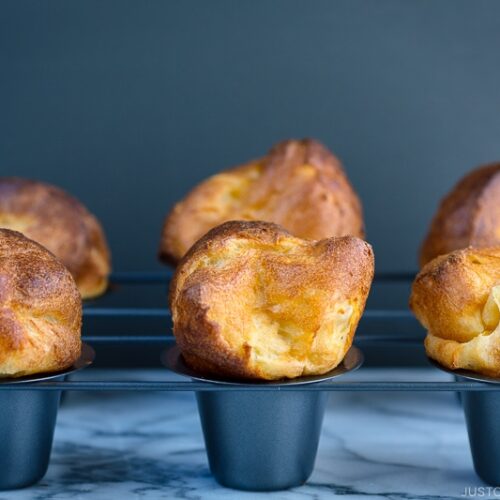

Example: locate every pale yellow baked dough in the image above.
[410,247,500,376]
[170,220,374,380]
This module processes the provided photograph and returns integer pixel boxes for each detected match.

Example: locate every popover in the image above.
[0,177,111,298]
[420,163,500,266]
[170,220,374,381]
[410,247,500,377]
[160,139,364,264]
[0,229,82,377]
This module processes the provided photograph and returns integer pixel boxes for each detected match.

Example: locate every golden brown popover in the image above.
[170,220,374,381]
[410,247,500,377]
[160,139,364,264]
[420,163,500,266]
[0,177,111,298]
[0,229,82,377]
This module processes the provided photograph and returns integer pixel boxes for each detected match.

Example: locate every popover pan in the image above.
[0,343,94,490]
[164,345,363,491]
[429,358,500,486]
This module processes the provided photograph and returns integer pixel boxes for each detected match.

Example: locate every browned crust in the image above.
[0,229,82,377]
[410,247,500,376]
[420,163,500,266]
[159,139,364,264]
[169,220,374,381]
[0,177,111,298]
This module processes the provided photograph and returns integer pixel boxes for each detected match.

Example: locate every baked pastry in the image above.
[0,229,82,377]
[170,220,374,380]
[420,163,500,266]
[410,247,500,377]
[160,139,364,264]
[0,177,111,298]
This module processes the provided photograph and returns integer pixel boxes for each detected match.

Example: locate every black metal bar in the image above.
[363,310,414,319]
[82,307,416,319]
[83,308,170,317]
[0,380,496,392]
[356,334,423,344]
[80,333,424,344]
[82,335,171,343]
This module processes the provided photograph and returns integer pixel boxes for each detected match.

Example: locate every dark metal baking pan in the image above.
[163,345,363,491]
[0,343,94,490]
[429,358,500,486]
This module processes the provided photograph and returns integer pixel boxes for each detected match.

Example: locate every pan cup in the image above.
[164,345,363,491]
[458,371,500,486]
[429,358,500,486]
[0,343,94,490]
[454,375,462,404]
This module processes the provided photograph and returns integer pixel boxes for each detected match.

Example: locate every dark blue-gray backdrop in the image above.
[1,0,500,272]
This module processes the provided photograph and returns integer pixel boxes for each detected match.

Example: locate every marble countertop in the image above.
[1,368,485,500]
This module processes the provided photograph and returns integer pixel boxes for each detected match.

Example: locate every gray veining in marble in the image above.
[0,369,488,500]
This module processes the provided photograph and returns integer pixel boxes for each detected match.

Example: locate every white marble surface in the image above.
[0,368,486,500]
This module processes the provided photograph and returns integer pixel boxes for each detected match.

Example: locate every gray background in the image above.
[1,0,499,273]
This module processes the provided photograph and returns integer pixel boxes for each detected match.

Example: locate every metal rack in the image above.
[5,271,497,392]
